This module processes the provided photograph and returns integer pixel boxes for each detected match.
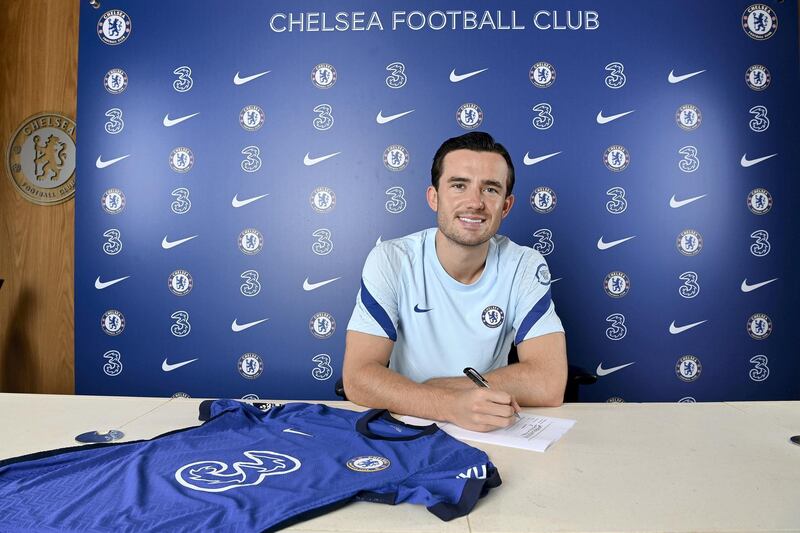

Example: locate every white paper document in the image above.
[401,413,575,452]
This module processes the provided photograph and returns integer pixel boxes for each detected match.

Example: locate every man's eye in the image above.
[452,183,465,189]
[485,187,498,194]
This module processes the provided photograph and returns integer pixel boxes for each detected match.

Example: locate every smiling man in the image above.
[343,132,567,432]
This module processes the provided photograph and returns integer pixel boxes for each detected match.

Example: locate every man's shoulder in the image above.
[364,228,432,273]
[493,233,546,266]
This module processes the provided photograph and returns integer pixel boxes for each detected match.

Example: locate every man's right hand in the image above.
[444,388,519,432]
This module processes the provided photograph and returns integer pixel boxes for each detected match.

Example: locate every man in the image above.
[344,132,567,432]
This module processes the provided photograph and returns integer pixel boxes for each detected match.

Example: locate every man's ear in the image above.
[426,185,438,212]
[501,194,515,218]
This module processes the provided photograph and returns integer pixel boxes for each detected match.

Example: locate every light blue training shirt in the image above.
[347,228,564,383]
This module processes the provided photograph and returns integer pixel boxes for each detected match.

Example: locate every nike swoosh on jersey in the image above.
[303,152,341,166]
[413,305,433,313]
[597,236,636,250]
[376,109,415,124]
[449,68,488,82]
[667,69,707,84]
[231,318,270,332]
[163,112,200,127]
[596,362,635,377]
[670,194,707,208]
[162,358,198,372]
[740,278,778,292]
[303,277,341,291]
[94,275,130,289]
[669,320,708,334]
[95,154,130,168]
[523,151,562,166]
[596,110,635,124]
[162,235,198,249]
[233,70,271,85]
[740,153,778,167]
[282,428,313,437]
[232,193,269,208]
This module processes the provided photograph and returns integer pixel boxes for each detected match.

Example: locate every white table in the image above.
[2,394,798,532]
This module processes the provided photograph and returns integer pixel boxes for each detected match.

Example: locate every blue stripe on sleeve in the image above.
[514,287,552,345]
[360,278,397,341]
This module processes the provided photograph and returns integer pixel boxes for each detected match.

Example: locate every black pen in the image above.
[463,367,521,419]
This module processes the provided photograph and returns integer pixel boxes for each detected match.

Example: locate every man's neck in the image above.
[434,230,490,285]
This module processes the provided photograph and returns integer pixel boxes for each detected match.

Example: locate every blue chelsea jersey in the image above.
[0,400,501,532]
[347,228,564,382]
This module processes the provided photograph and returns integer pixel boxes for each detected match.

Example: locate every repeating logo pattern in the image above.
[76,3,792,403]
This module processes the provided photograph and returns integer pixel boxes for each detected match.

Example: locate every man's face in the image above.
[427,149,515,247]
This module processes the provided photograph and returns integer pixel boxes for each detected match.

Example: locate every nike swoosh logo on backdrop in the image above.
[667,69,707,84]
[231,318,270,332]
[550,277,562,283]
[163,112,200,127]
[94,276,130,289]
[161,235,198,249]
[414,305,433,313]
[741,278,778,292]
[303,277,341,291]
[449,68,488,82]
[740,153,777,167]
[96,155,130,168]
[596,362,635,377]
[232,193,269,208]
[523,151,562,166]
[303,152,341,166]
[233,70,271,85]
[162,358,198,372]
[597,236,636,250]
[596,110,635,124]
[669,320,708,334]
[376,109,415,124]
[670,194,707,208]
[282,428,313,437]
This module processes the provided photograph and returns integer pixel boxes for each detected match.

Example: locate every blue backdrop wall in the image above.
[76,1,800,402]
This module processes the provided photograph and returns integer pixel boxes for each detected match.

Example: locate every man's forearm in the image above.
[344,362,457,421]
[426,361,564,407]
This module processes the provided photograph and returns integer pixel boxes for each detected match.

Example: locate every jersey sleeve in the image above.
[512,251,564,345]
[346,245,400,341]
[395,449,502,521]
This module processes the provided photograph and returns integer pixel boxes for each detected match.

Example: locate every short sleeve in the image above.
[512,251,564,345]
[346,245,400,341]
[395,450,501,521]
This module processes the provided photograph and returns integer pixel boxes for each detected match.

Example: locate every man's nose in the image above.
[465,187,485,209]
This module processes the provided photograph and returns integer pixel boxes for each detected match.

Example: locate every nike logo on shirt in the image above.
[376,109,415,124]
[449,68,488,82]
[94,276,130,289]
[740,278,778,292]
[667,69,706,84]
[303,152,341,166]
[413,305,432,313]
[282,428,313,437]
[231,318,269,332]
[233,70,271,85]
[669,320,707,334]
[162,112,199,127]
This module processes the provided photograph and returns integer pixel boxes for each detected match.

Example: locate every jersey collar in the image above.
[356,410,439,441]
